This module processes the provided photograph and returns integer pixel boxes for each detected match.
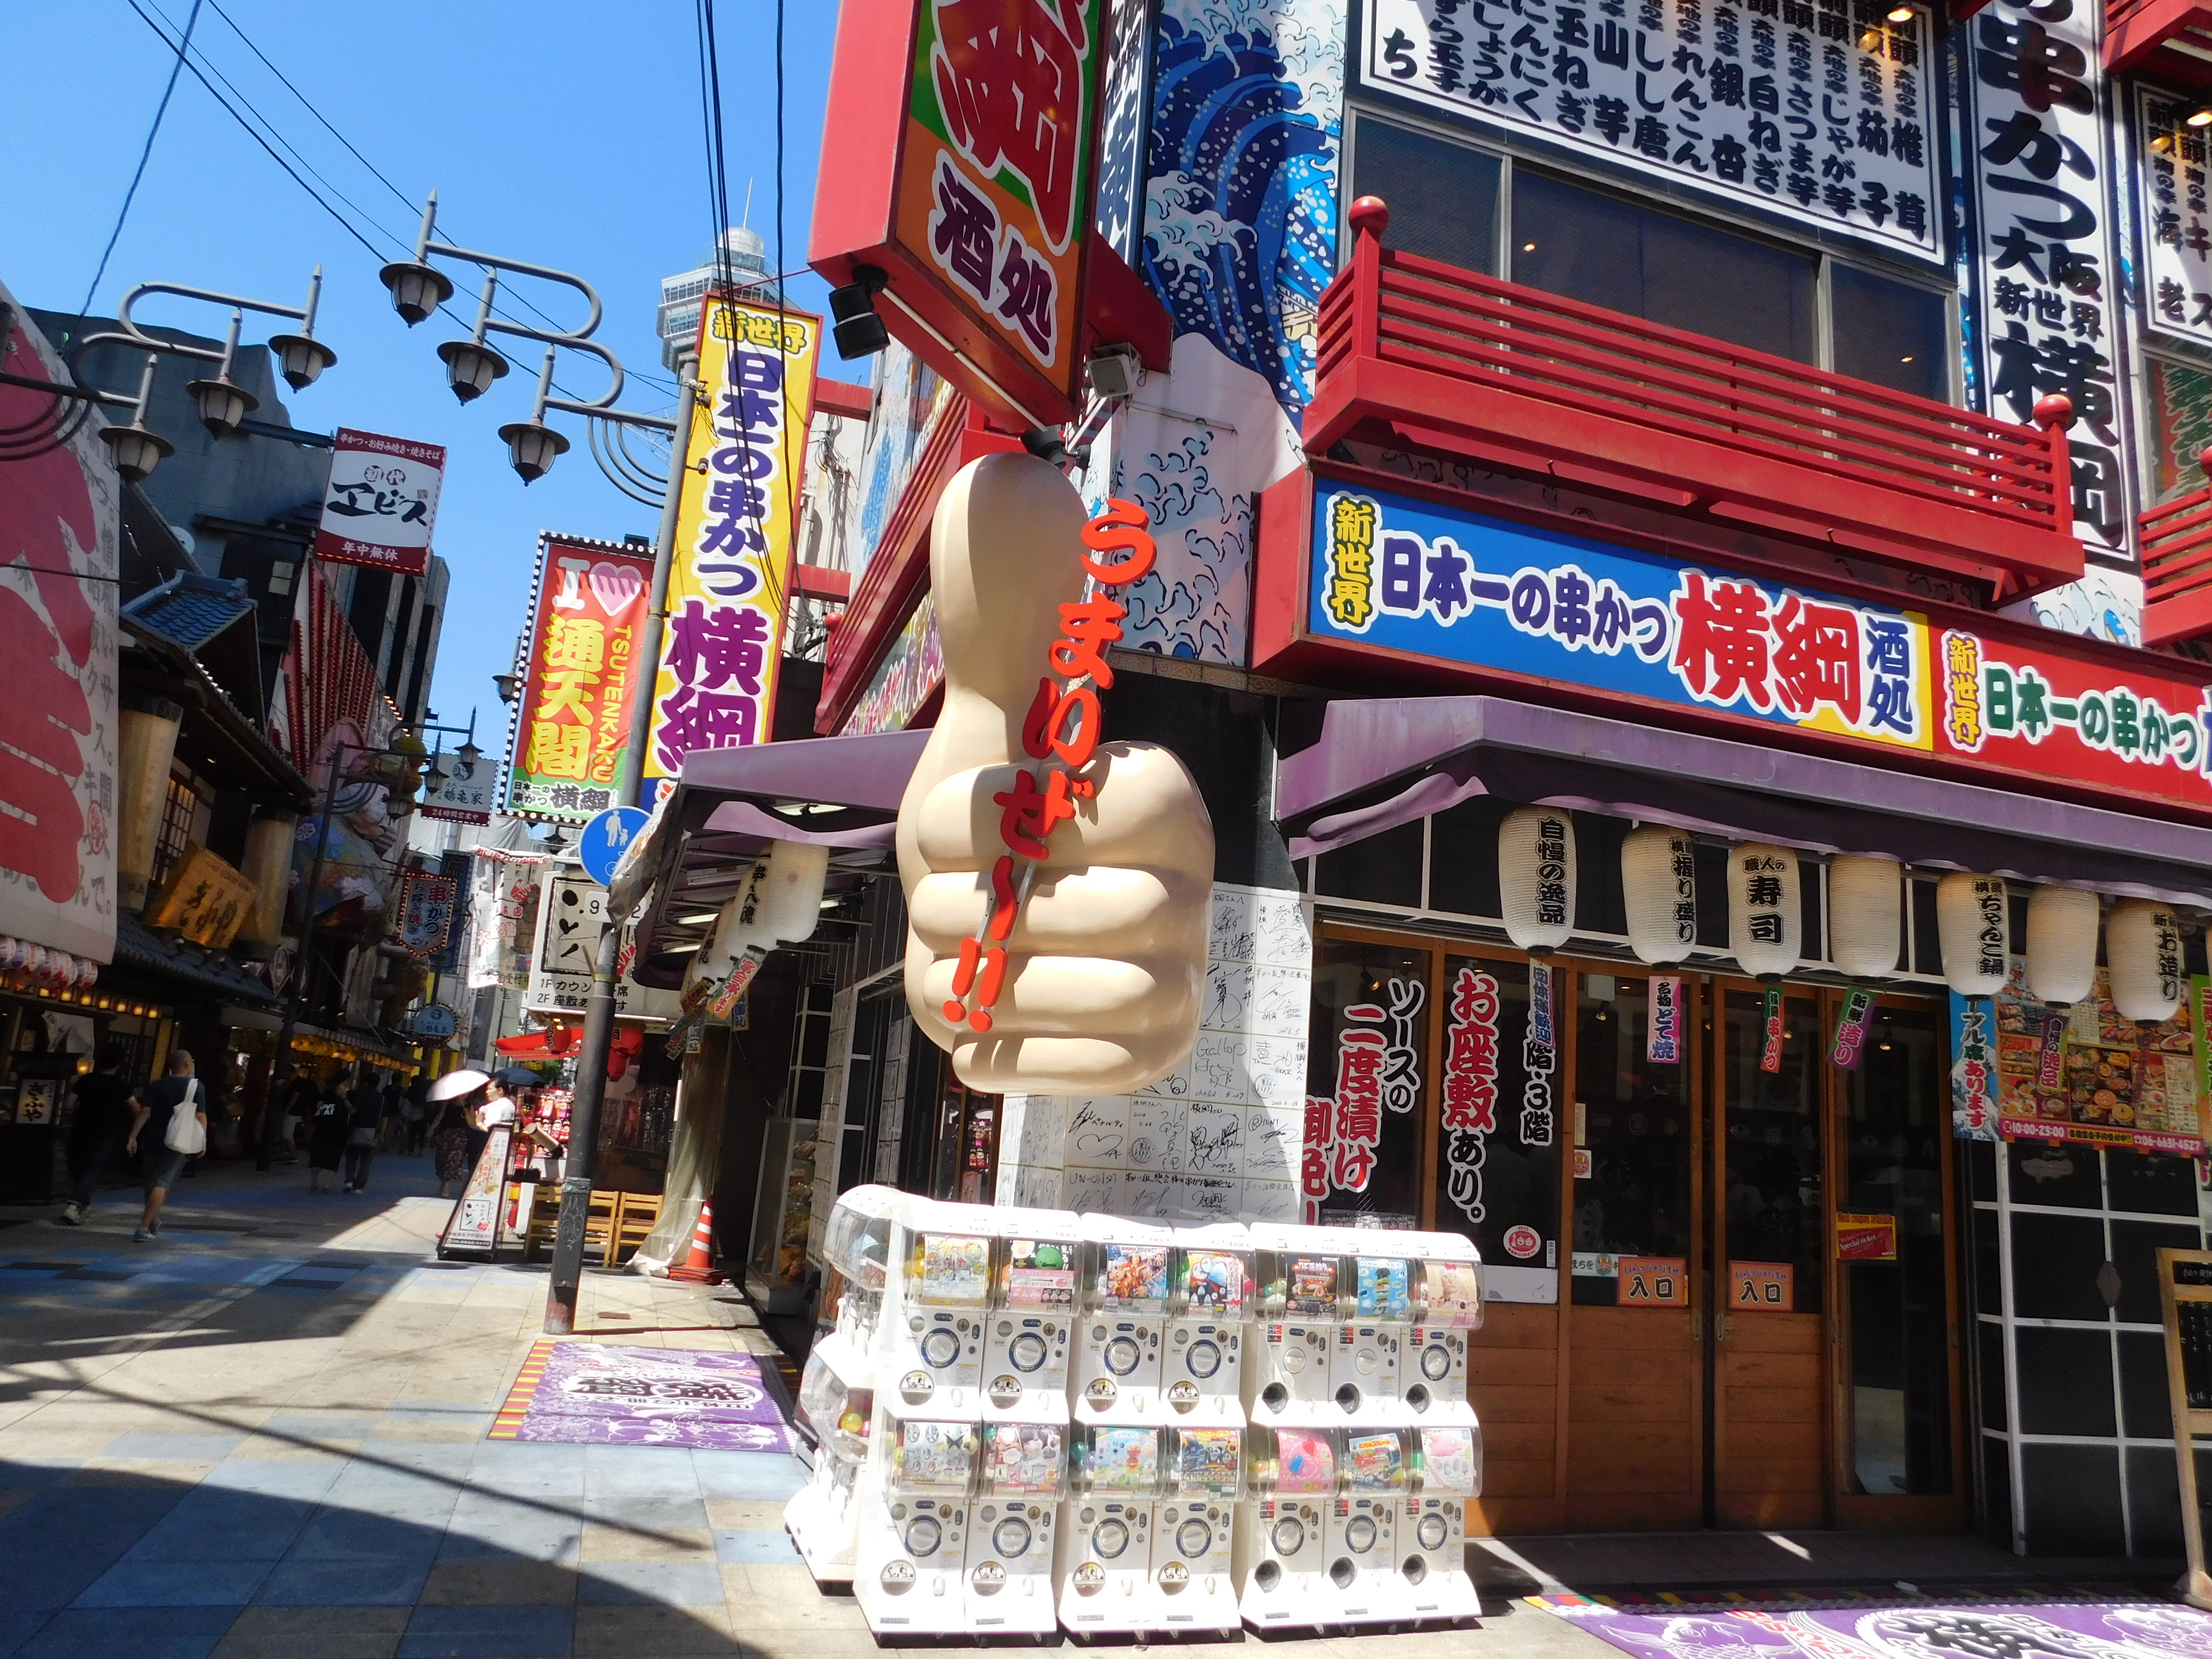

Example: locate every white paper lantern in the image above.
[1620,825,1697,967]
[1827,855,1901,980]
[1936,872,2009,997]
[1500,805,1575,955]
[756,840,831,945]
[1728,842,1800,980]
[2026,886,2100,1008]
[2107,899,2185,1024]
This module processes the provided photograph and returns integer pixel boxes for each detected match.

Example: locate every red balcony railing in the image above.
[2106,0,2212,85]
[2140,471,2212,648]
[1307,196,2083,599]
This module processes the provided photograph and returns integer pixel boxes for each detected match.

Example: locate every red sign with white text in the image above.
[502,537,654,825]
[314,428,444,576]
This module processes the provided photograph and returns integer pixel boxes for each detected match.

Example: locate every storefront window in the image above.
[1840,1003,1951,1496]
[1719,989,1826,1316]
[1433,953,1562,1282]
[1571,972,1693,1306]
[1308,939,1430,1223]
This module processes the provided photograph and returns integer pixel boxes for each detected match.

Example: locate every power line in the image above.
[121,1,669,414]
[80,0,206,315]
[145,0,677,392]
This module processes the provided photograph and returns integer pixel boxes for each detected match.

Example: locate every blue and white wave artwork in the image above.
[1113,0,1346,665]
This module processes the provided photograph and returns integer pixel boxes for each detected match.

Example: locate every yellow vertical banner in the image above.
[646,296,820,784]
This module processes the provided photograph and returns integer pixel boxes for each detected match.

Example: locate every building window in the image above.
[151,776,200,888]
[1346,111,1952,405]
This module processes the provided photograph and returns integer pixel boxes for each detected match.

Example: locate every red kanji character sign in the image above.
[1671,571,1775,710]
[1770,595,1862,722]
[929,0,1091,253]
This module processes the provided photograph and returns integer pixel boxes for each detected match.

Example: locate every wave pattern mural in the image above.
[1143,2,1345,415]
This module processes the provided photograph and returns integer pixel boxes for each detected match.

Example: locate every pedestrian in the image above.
[342,1065,385,1192]
[124,1049,206,1242]
[60,1043,138,1225]
[381,1073,407,1153]
[402,1075,430,1155]
[429,1093,473,1198]
[276,1070,318,1165]
[306,1078,347,1192]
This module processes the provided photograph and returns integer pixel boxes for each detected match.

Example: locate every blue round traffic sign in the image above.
[578,805,652,886]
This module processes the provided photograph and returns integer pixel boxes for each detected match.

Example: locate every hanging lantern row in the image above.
[1493,815,2191,1018]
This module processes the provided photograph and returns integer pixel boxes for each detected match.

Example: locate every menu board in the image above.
[1950,961,2208,1157]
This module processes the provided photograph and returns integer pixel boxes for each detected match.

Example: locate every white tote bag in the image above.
[163,1078,206,1156]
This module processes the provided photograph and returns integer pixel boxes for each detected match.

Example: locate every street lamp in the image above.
[382,190,704,1334]
[69,268,338,484]
[380,191,673,487]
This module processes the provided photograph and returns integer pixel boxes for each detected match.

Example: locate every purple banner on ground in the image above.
[1542,1599,2212,1659]
[512,1343,795,1451]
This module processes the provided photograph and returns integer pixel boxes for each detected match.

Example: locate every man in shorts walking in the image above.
[126,1051,206,1242]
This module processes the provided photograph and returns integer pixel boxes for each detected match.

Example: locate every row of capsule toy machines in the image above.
[784,1192,1486,1641]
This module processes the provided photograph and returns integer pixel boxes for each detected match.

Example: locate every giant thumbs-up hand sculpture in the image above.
[898,453,1214,1096]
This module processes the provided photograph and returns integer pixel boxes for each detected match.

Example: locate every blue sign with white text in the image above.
[578,805,652,887]
[1307,483,1936,755]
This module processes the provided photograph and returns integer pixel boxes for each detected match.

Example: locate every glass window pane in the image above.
[1348,116,1501,276]
[1309,941,1430,1222]
[1434,954,1563,1280]
[1511,170,1817,362]
[1829,263,1948,403]
[1315,817,1423,909]
[1840,1002,1951,1495]
[1720,989,1825,1315]
[1571,972,1694,1306]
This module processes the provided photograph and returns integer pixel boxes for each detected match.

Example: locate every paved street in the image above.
[0,1156,1586,1659]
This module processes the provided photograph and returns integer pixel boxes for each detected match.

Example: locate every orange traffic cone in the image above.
[669,1199,722,1284]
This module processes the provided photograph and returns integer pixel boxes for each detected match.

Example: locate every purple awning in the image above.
[1278,696,2212,908]
[613,727,931,984]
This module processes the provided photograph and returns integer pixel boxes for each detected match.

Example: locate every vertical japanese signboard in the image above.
[811,0,1105,428]
[504,536,654,825]
[1964,0,2132,556]
[1364,0,1940,260]
[313,429,445,577]
[2138,91,2212,350]
[646,298,819,786]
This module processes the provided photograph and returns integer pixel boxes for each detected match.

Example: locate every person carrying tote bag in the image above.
[125,1049,206,1242]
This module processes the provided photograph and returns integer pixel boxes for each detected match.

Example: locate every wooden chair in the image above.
[522,1187,615,1262]
[607,1191,662,1266]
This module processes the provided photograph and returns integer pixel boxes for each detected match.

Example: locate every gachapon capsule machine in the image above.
[1400,1423,1483,1623]
[1246,1226,1347,1421]
[1071,1216,1176,1418]
[1404,1236,1484,1420]
[1325,1426,1408,1624]
[1153,1426,1243,1633]
[1163,1223,1253,1428]
[784,1346,873,1585]
[980,1210,1079,1417]
[1056,1423,1166,1633]
[885,1200,993,1415]
[962,1419,1064,1633]
[820,1184,899,1356]
[1233,1424,1338,1630]
[854,1414,977,1637]
[1331,1253,1412,1419]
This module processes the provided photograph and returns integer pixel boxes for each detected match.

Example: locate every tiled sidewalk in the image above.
[0,1158,859,1659]
[0,1160,1544,1659]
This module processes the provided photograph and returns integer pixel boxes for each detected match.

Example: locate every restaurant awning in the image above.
[1278,695,2212,910]
[615,728,931,986]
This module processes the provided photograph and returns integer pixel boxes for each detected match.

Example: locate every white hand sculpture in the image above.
[897,453,1214,1096]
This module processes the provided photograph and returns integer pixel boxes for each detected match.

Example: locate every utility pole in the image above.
[543,362,699,1334]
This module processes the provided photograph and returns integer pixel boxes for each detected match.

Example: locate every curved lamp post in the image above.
[379,192,703,1334]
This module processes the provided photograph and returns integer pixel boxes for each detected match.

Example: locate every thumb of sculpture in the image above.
[895,453,1214,1098]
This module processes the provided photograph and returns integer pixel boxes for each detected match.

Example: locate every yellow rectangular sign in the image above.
[646,297,820,783]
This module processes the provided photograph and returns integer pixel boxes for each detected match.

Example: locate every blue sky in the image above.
[1,0,837,753]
